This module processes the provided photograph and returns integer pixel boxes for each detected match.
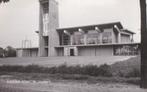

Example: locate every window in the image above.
[42,3,49,14]
[42,2,49,36]
[73,32,84,45]
[44,37,48,46]
[121,34,131,43]
[87,30,100,44]
[113,45,140,56]
[102,32,112,43]
[62,34,70,45]
[43,16,49,36]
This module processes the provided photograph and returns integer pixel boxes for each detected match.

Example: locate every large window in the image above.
[42,3,49,36]
[73,32,84,45]
[42,3,49,14]
[44,36,48,46]
[87,30,100,44]
[102,32,112,43]
[113,44,140,56]
[43,14,49,36]
[121,34,131,43]
[62,34,70,45]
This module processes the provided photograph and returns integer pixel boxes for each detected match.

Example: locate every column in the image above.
[99,32,103,44]
[84,32,87,45]
[131,34,134,42]
[118,33,121,43]
[70,34,73,45]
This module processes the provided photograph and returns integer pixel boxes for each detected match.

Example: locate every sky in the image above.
[0,0,140,48]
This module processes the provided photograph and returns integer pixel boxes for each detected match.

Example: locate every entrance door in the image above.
[70,49,75,56]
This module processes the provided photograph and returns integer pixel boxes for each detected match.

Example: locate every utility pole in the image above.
[140,0,147,88]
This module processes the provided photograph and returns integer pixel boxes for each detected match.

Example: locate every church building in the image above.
[16,0,140,57]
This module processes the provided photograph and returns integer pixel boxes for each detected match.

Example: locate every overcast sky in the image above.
[0,0,140,48]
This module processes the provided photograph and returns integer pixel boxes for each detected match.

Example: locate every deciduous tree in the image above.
[0,0,9,3]
[4,46,16,57]
[0,47,4,57]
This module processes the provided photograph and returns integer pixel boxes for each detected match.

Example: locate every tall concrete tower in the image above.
[38,0,59,57]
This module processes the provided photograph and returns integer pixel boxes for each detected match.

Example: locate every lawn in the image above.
[0,56,133,67]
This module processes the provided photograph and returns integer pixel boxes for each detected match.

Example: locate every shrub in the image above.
[0,64,113,77]
[125,68,140,78]
[98,64,112,77]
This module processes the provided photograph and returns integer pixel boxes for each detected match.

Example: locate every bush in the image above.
[0,64,113,77]
[4,46,16,57]
[125,68,140,78]
[98,64,112,77]
[0,63,140,78]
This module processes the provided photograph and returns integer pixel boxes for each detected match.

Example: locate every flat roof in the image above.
[56,22,135,34]
[57,22,123,31]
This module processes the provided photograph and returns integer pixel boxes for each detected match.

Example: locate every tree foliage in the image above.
[0,0,9,3]
[0,47,4,57]
[4,46,16,57]
[0,46,16,58]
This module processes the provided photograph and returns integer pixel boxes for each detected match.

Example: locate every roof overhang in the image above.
[56,22,123,33]
[121,29,135,34]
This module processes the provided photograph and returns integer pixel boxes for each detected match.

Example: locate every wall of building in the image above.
[17,49,38,57]
[39,0,59,57]
[48,0,59,56]
[78,46,113,56]
[38,0,48,57]
[63,46,78,56]
[56,48,64,56]
[17,49,23,57]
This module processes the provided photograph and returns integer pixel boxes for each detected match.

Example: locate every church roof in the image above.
[56,22,134,34]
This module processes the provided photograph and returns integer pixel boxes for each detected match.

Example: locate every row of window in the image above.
[113,45,139,55]
[62,31,112,45]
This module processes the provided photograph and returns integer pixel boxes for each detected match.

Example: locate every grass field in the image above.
[0,56,133,67]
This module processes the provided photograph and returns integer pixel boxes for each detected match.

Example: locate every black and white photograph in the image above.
[0,0,147,91]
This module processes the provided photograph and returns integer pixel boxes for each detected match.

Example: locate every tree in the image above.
[0,0,9,3]
[0,47,4,58]
[140,0,147,88]
[4,46,16,57]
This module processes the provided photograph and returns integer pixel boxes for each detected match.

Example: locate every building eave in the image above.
[121,29,135,34]
[56,22,123,32]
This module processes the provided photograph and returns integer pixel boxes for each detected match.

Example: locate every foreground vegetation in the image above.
[0,72,140,85]
[0,46,16,58]
[0,84,41,92]
[0,56,140,77]
[0,72,142,92]
[0,64,112,77]
[0,56,141,92]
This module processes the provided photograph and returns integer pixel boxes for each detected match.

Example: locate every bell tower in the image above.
[38,0,59,57]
